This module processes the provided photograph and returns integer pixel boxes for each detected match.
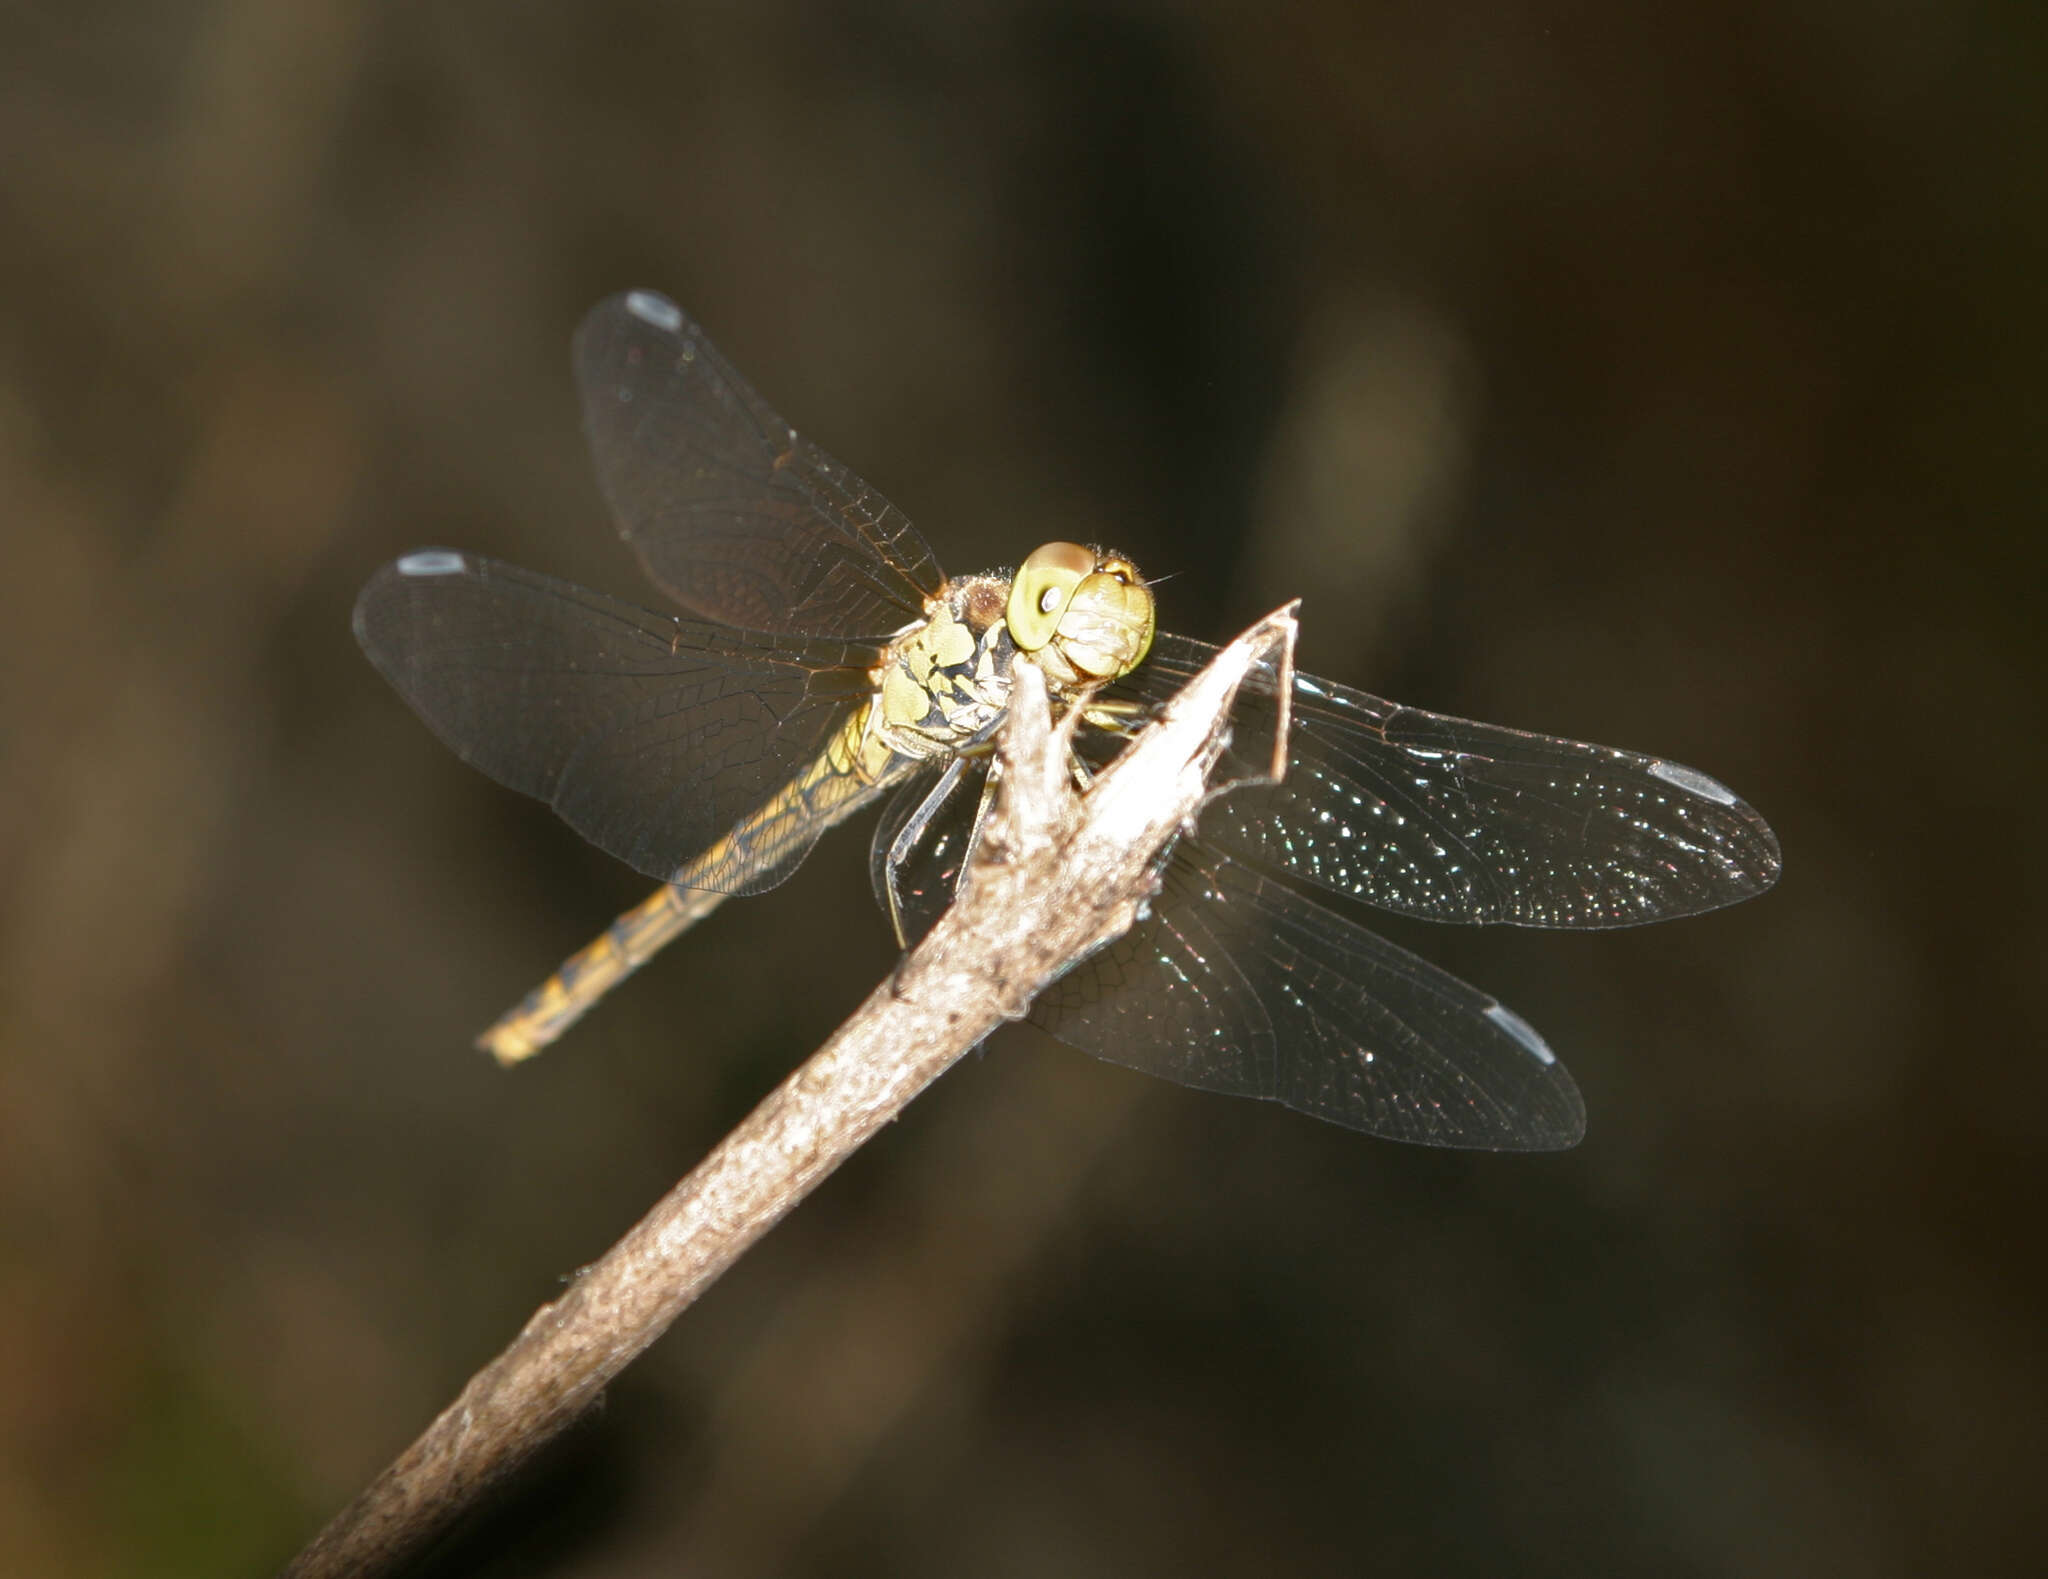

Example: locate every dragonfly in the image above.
[354,289,1781,1151]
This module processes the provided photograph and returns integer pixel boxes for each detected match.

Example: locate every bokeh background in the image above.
[3,2,2043,1575]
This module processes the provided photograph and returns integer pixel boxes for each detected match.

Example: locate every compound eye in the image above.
[1007,541,1095,650]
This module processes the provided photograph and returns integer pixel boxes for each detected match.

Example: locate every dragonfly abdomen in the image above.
[478,882,731,1064]
[479,704,910,1065]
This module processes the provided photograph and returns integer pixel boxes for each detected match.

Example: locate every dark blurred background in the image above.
[3,2,2043,1575]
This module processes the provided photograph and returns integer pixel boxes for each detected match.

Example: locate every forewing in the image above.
[1031,843,1586,1150]
[354,550,879,894]
[1111,633,1782,928]
[574,291,947,638]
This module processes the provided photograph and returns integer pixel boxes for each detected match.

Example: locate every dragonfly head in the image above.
[1006,541,1157,689]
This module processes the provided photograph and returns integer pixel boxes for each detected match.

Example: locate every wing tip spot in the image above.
[625,290,684,332]
[1649,759,1740,806]
[1483,1001,1556,1066]
[397,550,466,577]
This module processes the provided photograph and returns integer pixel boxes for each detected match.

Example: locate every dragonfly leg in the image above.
[882,757,970,948]
[1078,697,1148,735]
[882,763,1006,999]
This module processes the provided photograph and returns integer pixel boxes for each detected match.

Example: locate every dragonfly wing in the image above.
[1031,842,1586,1150]
[574,291,948,639]
[354,550,881,894]
[868,754,1580,1148]
[1109,633,1782,928]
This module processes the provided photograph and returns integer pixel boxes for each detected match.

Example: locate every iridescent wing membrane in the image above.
[874,637,1779,1149]
[575,290,945,638]
[1042,638,1776,1147]
[1122,633,1782,929]
[354,554,885,894]
[358,290,1783,1148]
[871,769,1591,1150]
[1037,851,1590,1150]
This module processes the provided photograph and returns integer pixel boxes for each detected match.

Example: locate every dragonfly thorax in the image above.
[871,575,1022,762]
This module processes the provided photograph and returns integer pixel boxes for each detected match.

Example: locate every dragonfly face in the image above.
[1003,541,1156,688]
[355,289,1781,1148]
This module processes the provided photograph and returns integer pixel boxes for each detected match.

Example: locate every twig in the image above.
[279,605,1299,1579]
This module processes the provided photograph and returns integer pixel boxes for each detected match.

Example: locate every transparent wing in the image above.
[870,760,1582,1149]
[1103,633,1782,928]
[574,291,948,638]
[1033,843,1586,1150]
[353,550,880,894]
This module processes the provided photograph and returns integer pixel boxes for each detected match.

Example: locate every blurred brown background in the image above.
[2,2,2042,1575]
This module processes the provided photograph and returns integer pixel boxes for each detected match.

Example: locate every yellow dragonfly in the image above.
[355,290,1780,1149]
